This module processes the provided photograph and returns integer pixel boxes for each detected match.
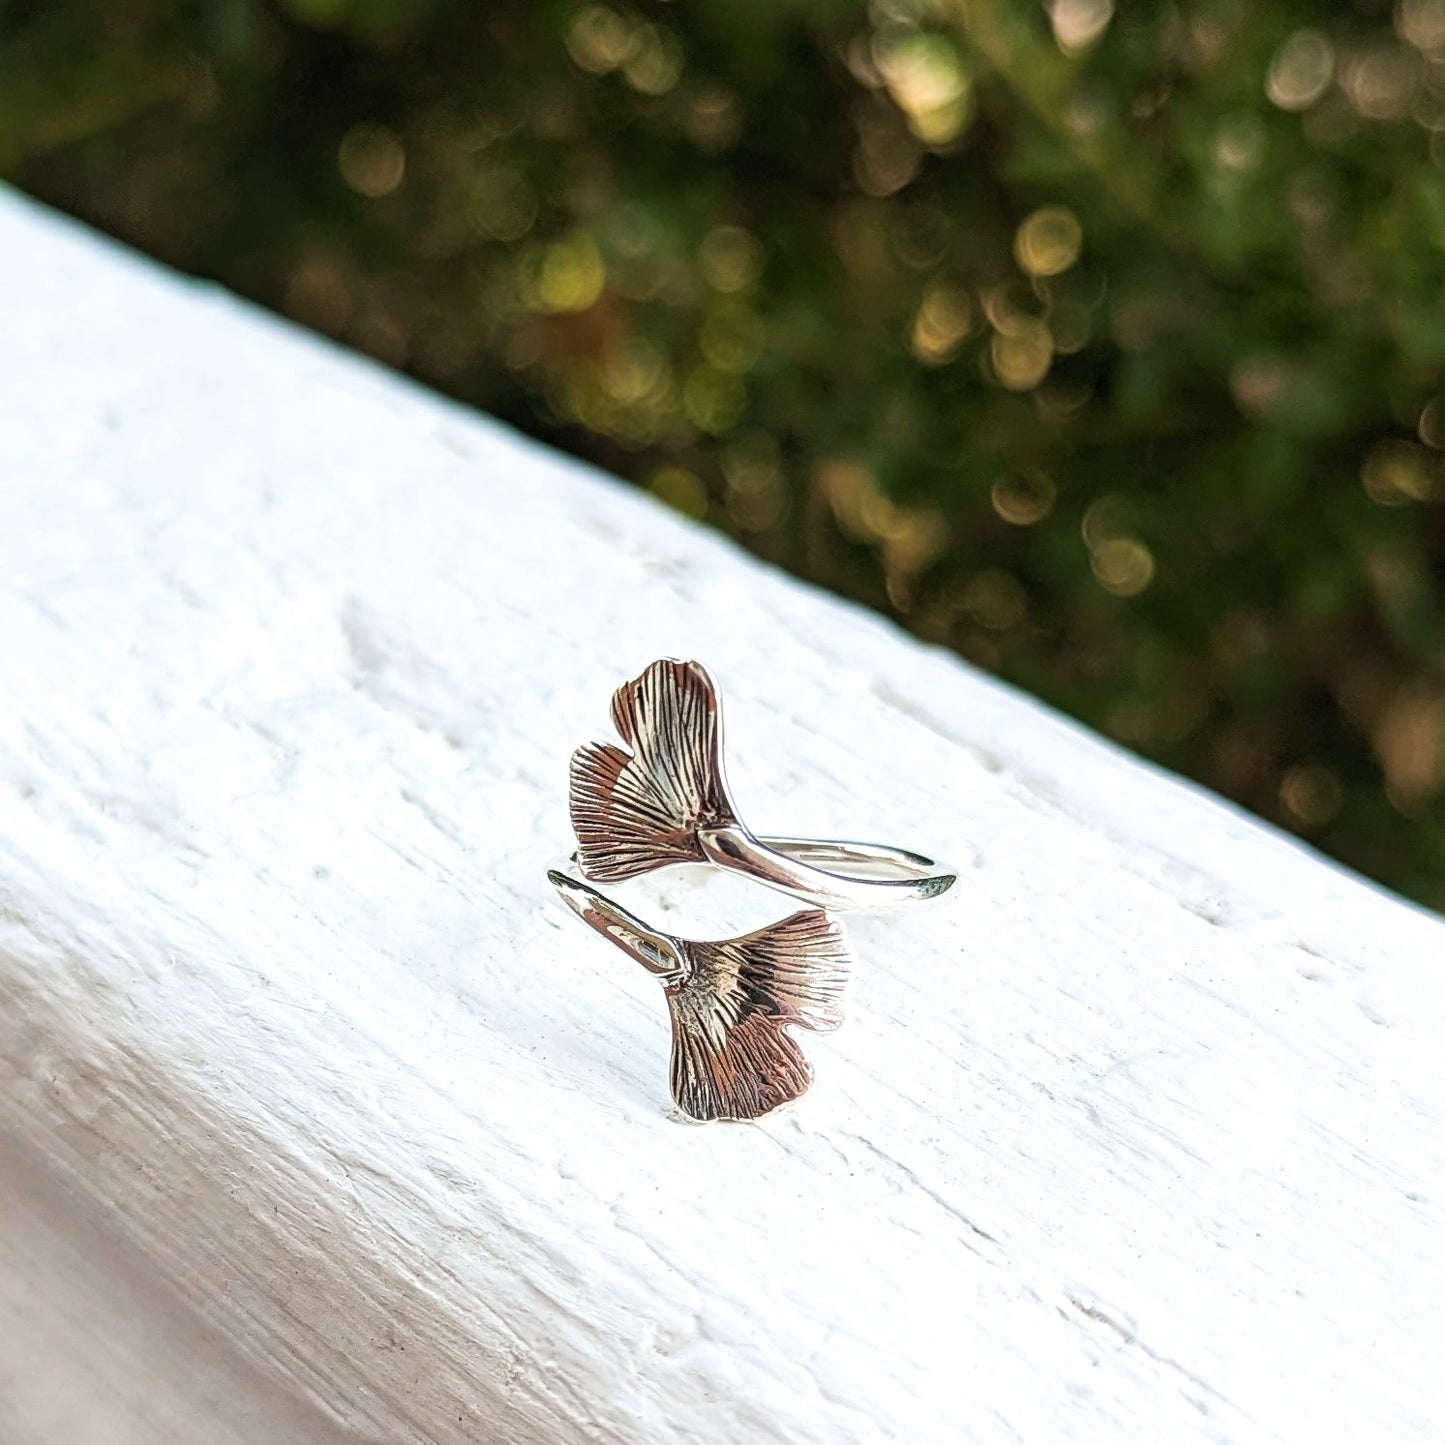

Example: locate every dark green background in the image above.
[5,0,1444,907]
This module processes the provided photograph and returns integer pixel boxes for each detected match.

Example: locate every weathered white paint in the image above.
[1,186,1442,1445]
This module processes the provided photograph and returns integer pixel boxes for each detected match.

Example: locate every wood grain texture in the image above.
[2,187,1444,1444]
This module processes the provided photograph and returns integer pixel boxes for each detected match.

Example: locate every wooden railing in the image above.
[2,186,1443,1444]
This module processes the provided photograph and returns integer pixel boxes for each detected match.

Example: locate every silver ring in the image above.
[570,659,957,912]
[547,861,854,1122]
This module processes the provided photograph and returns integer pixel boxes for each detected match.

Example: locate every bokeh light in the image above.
[1266,32,1335,111]
[1014,207,1083,278]
[337,123,405,198]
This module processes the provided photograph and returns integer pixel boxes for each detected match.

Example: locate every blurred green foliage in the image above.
[4,0,1444,907]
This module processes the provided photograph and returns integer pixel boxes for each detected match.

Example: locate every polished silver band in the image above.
[548,863,688,985]
[568,658,958,914]
[686,827,956,913]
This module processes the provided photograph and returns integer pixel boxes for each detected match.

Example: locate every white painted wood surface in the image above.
[1,186,1443,1445]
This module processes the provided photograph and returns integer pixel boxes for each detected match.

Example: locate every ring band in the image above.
[547,860,854,1122]
[695,832,955,913]
[570,659,957,912]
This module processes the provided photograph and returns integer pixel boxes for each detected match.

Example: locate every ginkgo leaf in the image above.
[570,658,738,883]
[667,909,853,1121]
